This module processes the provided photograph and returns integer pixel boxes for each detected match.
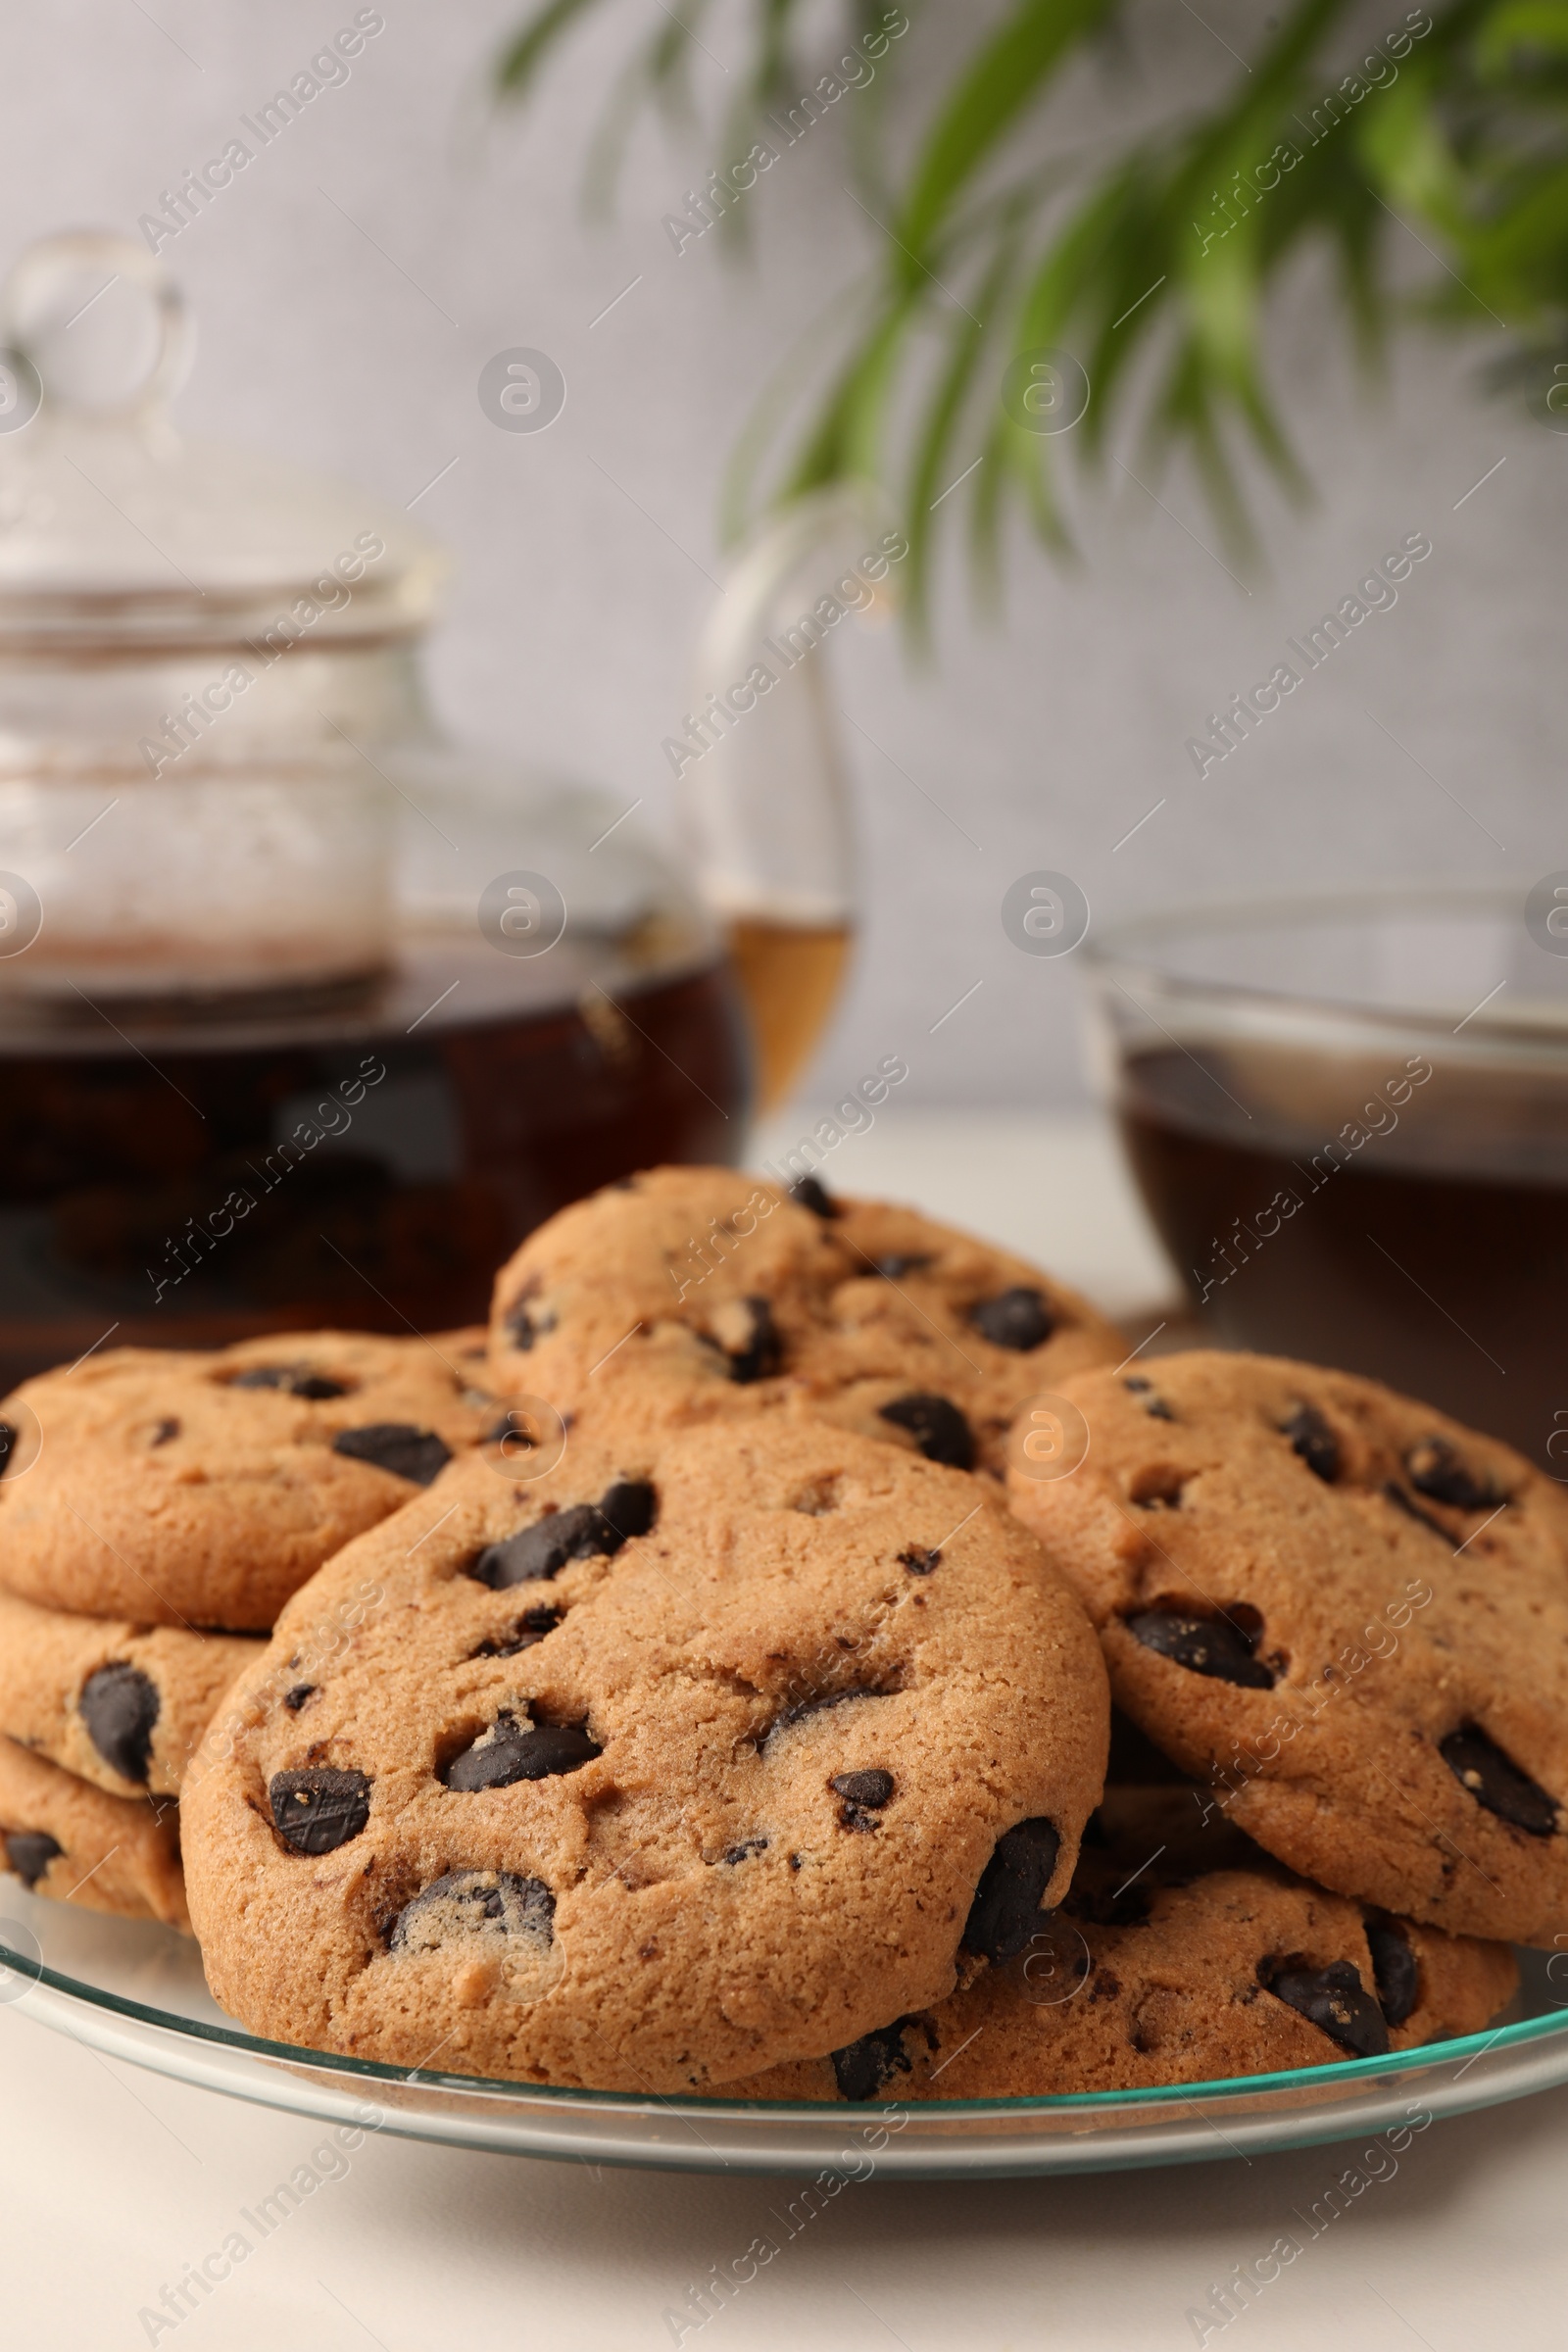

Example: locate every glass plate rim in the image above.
[6,1924,1565,2118]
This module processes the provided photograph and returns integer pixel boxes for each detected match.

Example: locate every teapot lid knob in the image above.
[1,230,192,426]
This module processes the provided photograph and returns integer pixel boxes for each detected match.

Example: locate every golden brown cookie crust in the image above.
[184,1413,1108,2090]
[1007,1349,1568,1945]
[0,1331,496,1631]
[0,1738,189,1929]
[0,1589,259,1797]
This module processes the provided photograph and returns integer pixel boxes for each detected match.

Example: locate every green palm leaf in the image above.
[494,0,1568,621]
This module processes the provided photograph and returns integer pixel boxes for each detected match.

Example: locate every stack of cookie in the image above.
[0,1331,497,1931]
[747,1347,1550,2104]
[0,1167,1546,2105]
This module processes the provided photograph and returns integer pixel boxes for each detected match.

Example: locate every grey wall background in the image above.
[3,0,1556,1109]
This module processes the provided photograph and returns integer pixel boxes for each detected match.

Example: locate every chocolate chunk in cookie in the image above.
[1364,1913,1419,2026]
[1282,1401,1340,1483]
[831,2018,916,2102]
[230,1366,349,1400]
[389,1868,554,1953]
[4,1829,61,1888]
[831,1768,894,1831]
[469,1507,599,1589]
[1405,1438,1505,1514]
[598,1480,658,1543]
[1125,1610,1275,1690]
[471,1606,562,1658]
[468,1484,651,1590]
[831,1769,894,1809]
[714,1298,784,1385]
[442,1714,601,1789]
[270,1767,372,1855]
[331,1424,451,1486]
[1124,1377,1175,1421]
[789,1175,841,1220]
[1440,1725,1558,1836]
[506,1304,544,1349]
[878,1393,976,1471]
[1261,1956,1389,2058]
[963,1817,1061,1963]
[79,1663,161,1786]
[969,1288,1055,1352]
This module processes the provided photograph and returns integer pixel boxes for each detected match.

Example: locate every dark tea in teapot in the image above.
[0,936,747,1387]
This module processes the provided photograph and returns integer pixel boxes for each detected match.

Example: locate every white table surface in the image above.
[5,1112,1564,2352]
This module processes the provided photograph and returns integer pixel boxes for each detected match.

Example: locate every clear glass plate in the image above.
[5,1890,1568,2178]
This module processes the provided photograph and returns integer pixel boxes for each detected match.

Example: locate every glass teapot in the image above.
[0,232,754,1381]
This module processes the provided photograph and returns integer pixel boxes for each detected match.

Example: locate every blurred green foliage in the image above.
[497,0,1568,620]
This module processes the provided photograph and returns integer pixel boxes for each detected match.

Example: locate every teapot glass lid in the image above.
[0,230,446,647]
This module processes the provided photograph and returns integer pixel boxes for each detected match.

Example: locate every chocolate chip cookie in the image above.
[184,1413,1108,2090]
[1008,1349,1568,1944]
[487,1166,1119,1473]
[731,1788,1517,2100]
[0,1589,260,1798]
[0,1330,496,1632]
[0,1738,189,1929]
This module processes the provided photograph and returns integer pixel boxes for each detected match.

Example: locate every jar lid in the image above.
[0,231,447,649]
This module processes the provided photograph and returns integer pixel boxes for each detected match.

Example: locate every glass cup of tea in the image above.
[1084,883,1568,1473]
